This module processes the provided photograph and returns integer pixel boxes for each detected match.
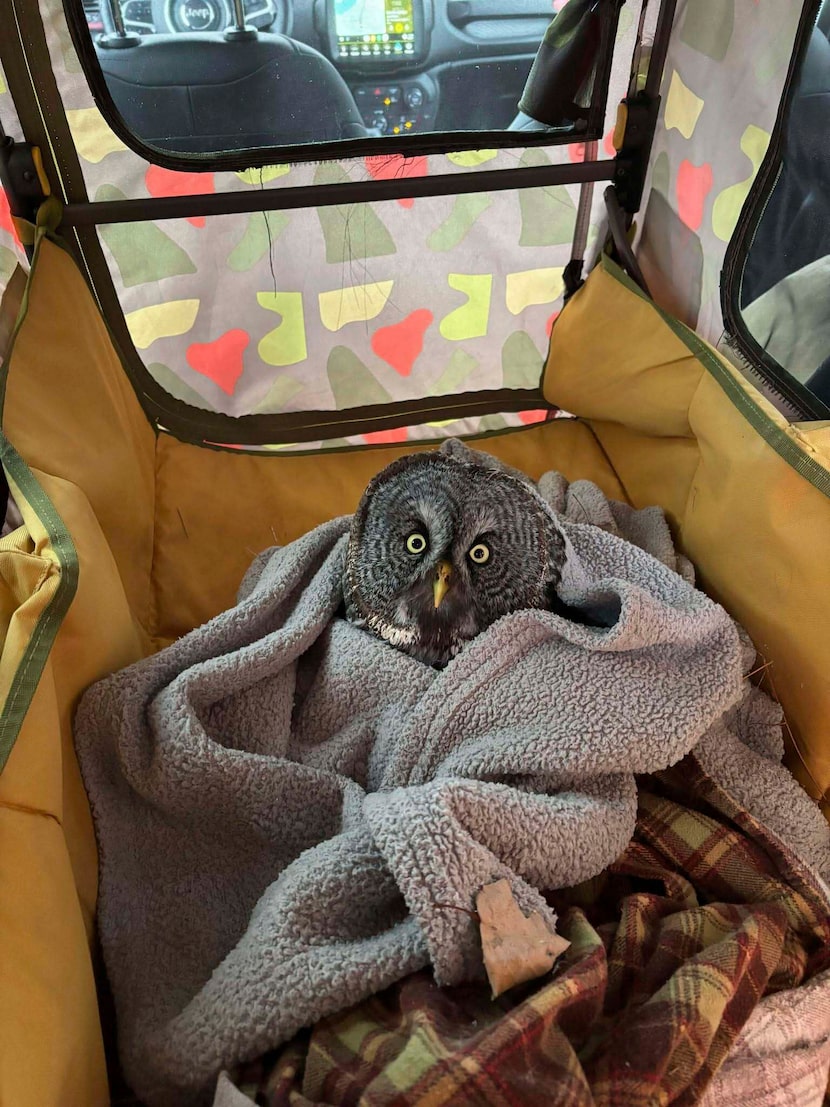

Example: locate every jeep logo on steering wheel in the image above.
[174,0,222,31]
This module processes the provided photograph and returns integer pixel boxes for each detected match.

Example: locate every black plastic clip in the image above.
[612,90,662,215]
[0,137,49,228]
[562,258,585,303]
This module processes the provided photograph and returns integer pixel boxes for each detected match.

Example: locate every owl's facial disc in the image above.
[346,450,565,665]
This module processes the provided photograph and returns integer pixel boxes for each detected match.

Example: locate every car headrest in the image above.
[95,32,368,152]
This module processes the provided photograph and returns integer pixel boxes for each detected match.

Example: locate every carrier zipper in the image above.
[719,332,813,423]
[719,164,813,421]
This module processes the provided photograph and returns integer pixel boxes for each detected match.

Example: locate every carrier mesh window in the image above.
[33,0,644,448]
[729,0,830,415]
[64,0,624,164]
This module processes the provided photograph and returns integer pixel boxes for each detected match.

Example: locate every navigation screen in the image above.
[334,0,417,60]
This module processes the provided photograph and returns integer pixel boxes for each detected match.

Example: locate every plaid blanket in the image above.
[231,753,830,1107]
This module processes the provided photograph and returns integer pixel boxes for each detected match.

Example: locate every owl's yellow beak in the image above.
[433,560,453,608]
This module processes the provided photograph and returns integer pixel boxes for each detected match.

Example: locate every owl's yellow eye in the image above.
[468,542,490,564]
[406,532,428,555]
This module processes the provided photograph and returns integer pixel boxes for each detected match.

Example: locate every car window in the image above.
[729,0,830,414]
[67,0,624,165]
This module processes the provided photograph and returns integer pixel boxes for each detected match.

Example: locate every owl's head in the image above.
[343,450,565,666]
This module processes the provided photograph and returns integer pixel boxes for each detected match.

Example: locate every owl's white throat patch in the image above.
[366,613,418,648]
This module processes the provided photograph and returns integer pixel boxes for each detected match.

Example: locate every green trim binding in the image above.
[597,254,830,501]
[0,228,79,773]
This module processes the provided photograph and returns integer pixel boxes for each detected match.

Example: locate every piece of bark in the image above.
[476,879,570,998]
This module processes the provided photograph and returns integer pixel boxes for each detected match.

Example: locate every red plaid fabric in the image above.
[234,755,830,1106]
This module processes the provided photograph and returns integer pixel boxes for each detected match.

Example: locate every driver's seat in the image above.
[95,32,368,154]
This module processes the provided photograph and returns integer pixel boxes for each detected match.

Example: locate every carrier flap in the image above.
[544,254,830,816]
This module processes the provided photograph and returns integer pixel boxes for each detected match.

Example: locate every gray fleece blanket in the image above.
[74,441,830,1107]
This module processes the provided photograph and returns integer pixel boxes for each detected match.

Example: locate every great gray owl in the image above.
[343,449,566,666]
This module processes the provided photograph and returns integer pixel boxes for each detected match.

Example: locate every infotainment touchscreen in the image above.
[332,0,421,61]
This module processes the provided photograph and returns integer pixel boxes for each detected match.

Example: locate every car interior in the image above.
[81,0,573,152]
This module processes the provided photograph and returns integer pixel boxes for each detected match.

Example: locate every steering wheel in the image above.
[100,0,279,36]
[165,0,280,33]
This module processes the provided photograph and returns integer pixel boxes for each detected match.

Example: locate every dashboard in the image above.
[83,0,556,137]
[328,0,424,63]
